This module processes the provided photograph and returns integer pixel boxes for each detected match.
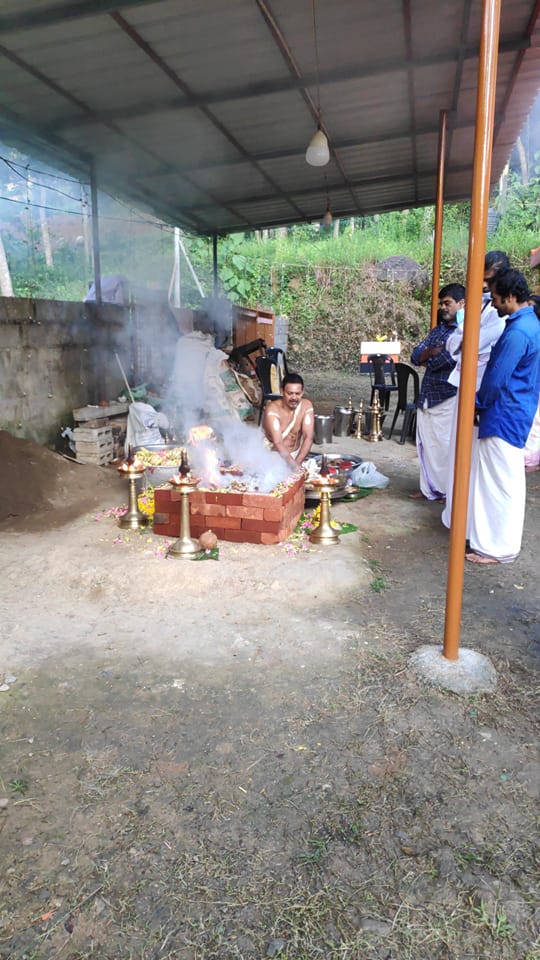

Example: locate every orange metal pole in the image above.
[442,0,501,659]
[430,110,447,329]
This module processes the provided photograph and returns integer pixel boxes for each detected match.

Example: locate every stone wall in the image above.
[0,297,131,445]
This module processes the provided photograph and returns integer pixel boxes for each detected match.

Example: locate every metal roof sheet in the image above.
[0,0,538,233]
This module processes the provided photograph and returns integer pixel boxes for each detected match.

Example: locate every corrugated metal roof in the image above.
[0,0,538,233]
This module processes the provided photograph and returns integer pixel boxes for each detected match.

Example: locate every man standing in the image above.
[410,283,465,500]
[263,373,314,469]
[442,252,508,529]
[467,269,540,564]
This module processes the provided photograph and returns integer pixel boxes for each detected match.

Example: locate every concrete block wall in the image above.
[0,297,131,445]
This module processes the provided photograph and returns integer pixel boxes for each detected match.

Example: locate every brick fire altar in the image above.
[153,473,305,544]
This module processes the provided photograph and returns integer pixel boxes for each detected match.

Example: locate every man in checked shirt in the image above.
[409,282,465,500]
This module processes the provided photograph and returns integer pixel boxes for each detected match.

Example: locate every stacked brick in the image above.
[154,474,305,544]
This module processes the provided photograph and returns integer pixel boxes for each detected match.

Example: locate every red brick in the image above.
[260,531,281,544]
[203,515,242,529]
[241,517,281,533]
[263,506,283,521]
[197,490,220,504]
[189,518,205,529]
[191,502,226,517]
[155,491,181,513]
[153,521,180,538]
[216,492,244,505]
[242,491,276,508]
[223,529,264,544]
[226,504,264,519]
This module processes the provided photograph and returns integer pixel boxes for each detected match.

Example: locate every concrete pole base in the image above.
[409,644,497,694]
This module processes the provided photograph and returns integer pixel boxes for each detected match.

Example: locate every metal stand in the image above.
[168,480,203,559]
[309,485,340,545]
[118,469,148,529]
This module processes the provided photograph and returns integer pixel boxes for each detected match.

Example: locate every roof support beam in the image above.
[0,40,244,231]
[0,105,202,233]
[430,110,447,329]
[110,12,308,223]
[494,0,540,143]
[174,163,471,214]
[212,235,219,297]
[173,117,499,175]
[402,0,419,203]
[52,36,529,131]
[90,165,102,306]
[0,0,163,33]
[445,0,474,163]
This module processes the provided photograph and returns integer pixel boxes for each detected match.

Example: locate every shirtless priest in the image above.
[263,373,314,469]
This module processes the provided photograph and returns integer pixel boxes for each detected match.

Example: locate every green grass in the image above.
[8,778,28,795]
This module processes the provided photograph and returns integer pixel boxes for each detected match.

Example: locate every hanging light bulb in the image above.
[321,176,332,226]
[322,203,333,226]
[306,126,330,166]
[305,0,330,167]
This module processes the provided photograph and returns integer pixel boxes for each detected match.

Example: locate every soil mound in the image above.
[0,430,121,530]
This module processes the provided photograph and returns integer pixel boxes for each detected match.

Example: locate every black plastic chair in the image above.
[255,355,282,424]
[368,354,398,410]
[265,347,289,382]
[388,362,420,443]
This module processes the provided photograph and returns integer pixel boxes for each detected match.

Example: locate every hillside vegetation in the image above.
[1,154,539,372]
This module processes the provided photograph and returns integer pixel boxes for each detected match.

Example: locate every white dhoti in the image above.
[468,436,526,562]
[416,396,456,500]
[524,399,540,470]
[441,408,479,535]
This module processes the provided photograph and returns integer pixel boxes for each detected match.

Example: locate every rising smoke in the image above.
[165,323,291,492]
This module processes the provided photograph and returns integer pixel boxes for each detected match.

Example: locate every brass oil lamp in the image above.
[354,399,364,439]
[363,392,384,442]
[117,451,148,529]
[309,455,340,545]
[167,449,204,559]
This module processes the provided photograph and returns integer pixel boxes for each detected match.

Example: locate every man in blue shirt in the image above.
[410,283,465,500]
[467,269,540,564]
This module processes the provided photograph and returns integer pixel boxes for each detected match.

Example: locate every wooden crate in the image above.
[233,306,274,348]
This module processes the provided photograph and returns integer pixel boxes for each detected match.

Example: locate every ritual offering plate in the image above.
[304,453,363,501]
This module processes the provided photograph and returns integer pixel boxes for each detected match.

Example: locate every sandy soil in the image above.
[0,371,538,960]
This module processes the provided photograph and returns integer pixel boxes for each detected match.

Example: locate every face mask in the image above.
[456,307,464,325]
[482,291,490,304]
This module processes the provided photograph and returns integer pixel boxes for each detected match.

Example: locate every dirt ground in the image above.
[0,368,539,960]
